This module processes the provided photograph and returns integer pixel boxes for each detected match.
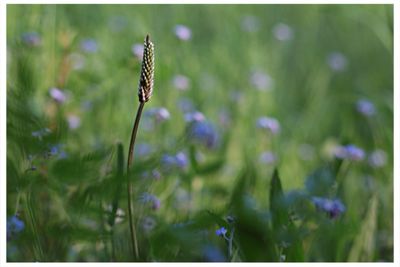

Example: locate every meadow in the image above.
[6,4,393,262]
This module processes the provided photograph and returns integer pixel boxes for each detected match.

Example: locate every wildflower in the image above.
[67,115,81,130]
[187,120,219,149]
[7,215,25,240]
[21,32,41,46]
[327,52,347,72]
[256,116,280,135]
[356,99,376,116]
[141,216,156,233]
[250,71,273,91]
[311,197,346,219]
[174,24,192,41]
[215,227,227,237]
[368,149,387,168]
[146,107,171,123]
[172,74,190,91]
[184,111,205,122]
[49,87,67,103]
[241,15,260,32]
[80,38,98,53]
[161,151,189,172]
[272,23,293,41]
[131,43,144,59]
[139,193,161,211]
[48,144,68,159]
[259,151,277,164]
[334,144,365,161]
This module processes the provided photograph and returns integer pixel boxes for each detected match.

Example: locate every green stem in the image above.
[126,102,145,260]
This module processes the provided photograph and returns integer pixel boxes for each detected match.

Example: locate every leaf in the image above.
[269,169,289,229]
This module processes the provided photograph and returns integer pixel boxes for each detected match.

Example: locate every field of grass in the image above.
[6,4,393,262]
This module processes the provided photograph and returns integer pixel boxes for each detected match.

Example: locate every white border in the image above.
[1,0,398,266]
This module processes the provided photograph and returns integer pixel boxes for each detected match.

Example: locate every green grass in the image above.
[7,4,393,262]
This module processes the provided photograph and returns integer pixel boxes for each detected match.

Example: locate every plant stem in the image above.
[126,101,145,260]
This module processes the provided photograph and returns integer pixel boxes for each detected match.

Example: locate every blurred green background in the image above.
[7,4,393,262]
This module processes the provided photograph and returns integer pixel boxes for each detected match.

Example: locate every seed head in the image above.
[138,35,155,103]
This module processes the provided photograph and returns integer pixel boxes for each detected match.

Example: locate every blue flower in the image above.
[334,144,365,161]
[256,116,280,134]
[187,120,219,149]
[21,32,41,46]
[139,193,161,211]
[80,38,98,53]
[311,197,346,219]
[215,227,227,237]
[356,99,376,116]
[7,216,25,240]
[161,151,189,172]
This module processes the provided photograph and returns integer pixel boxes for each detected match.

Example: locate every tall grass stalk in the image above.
[126,34,154,260]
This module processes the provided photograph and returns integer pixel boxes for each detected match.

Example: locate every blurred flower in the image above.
[7,215,25,240]
[161,151,189,172]
[141,216,156,233]
[250,71,273,91]
[272,23,294,41]
[241,15,260,32]
[68,53,86,70]
[327,52,348,72]
[256,116,280,135]
[142,169,162,180]
[174,24,192,41]
[368,149,387,168]
[187,120,219,149]
[21,32,41,47]
[356,99,376,116]
[49,87,67,103]
[178,98,195,113]
[67,115,81,130]
[215,227,227,237]
[203,245,226,262]
[135,143,154,158]
[184,111,205,122]
[259,151,277,164]
[334,144,365,161]
[139,193,161,211]
[131,43,144,59]
[311,197,346,219]
[49,144,68,159]
[32,128,51,140]
[172,74,190,91]
[146,107,171,123]
[298,143,316,161]
[80,38,98,53]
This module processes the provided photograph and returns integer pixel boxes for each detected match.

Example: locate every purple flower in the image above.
[175,152,189,169]
[174,25,192,41]
[7,215,25,240]
[311,197,346,219]
[187,120,219,149]
[131,43,144,59]
[184,111,205,122]
[368,149,387,168]
[80,38,98,53]
[67,115,81,130]
[49,87,67,103]
[161,152,189,172]
[250,71,273,91]
[172,74,190,91]
[141,216,156,233]
[334,144,365,161]
[49,144,68,159]
[259,151,277,164]
[241,15,260,32]
[327,52,348,72]
[256,116,280,135]
[139,193,161,211]
[272,23,294,41]
[215,227,227,237]
[21,32,41,46]
[356,99,376,116]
